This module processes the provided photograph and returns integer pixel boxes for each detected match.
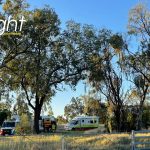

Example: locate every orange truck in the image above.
[39,116,57,132]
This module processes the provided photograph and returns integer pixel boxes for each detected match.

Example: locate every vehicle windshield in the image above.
[2,122,15,127]
[69,120,78,125]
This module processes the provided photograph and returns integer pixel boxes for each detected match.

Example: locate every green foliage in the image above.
[122,105,150,131]
[142,105,150,129]
[57,115,67,124]
[128,3,150,36]
[83,96,101,116]
[0,102,11,126]
[109,34,124,51]
[3,0,29,16]
[13,93,31,117]
[64,97,84,120]
[15,113,31,134]
[47,105,54,116]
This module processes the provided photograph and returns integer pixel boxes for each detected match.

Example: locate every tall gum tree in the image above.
[123,3,150,130]
[88,30,128,132]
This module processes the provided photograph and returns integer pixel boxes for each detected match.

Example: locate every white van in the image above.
[65,116,99,131]
[0,115,20,136]
[0,121,19,136]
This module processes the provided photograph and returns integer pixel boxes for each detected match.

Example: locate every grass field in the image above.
[0,133,131,150]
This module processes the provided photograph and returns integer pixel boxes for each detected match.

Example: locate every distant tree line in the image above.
[64,95,150,132]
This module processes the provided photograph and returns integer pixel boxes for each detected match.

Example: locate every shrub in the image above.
[15,114,32,134]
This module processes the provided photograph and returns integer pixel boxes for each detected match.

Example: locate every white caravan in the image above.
[65,116,99,131]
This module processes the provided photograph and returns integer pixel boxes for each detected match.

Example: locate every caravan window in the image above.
[82,120,84,123]
[94,120,97,123]
[74,121,78,125]
[90,120,93,124]
[70,120,78,125]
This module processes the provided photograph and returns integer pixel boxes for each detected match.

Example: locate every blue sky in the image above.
[26,0,148,117]
[27,0,144,32]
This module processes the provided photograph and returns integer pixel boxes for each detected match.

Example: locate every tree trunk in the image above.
[34,108,40,134]
[114,107,122,132]
[33,95,46,134]
[34,105,41,134]
[136,106,143,130]
[135,84,148,130]
[115,113,121,132]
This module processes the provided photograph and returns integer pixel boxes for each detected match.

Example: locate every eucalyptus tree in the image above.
[122,4,150,130]
[87,30,128,131]
[126,3,150,83]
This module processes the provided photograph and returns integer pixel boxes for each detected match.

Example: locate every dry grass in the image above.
[0,133,131,150]
[0,135,61,150]
[65,133,130,150]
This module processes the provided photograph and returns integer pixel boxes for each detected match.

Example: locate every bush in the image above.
[15,114,32,134]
